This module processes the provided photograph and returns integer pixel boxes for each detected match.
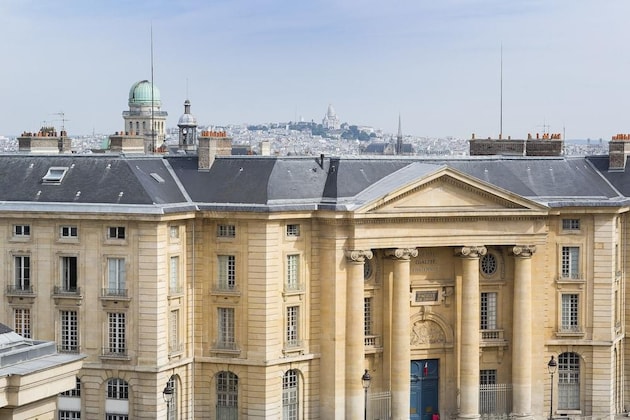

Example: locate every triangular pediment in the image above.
[357,166,547,215]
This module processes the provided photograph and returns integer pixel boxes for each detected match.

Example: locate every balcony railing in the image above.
[58,344,80,354]
[6,285,35,295]
[364,335,382,348]
[283,282,304,294]
[101,347,128,358]
[169,342,184,354]
[558,325,583,334]
[53,286,81,295]
[480,383,512,415]
[101,288,128,297]
[559,272,583,281]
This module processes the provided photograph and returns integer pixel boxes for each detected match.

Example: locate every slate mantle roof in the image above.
[0,153,627,214]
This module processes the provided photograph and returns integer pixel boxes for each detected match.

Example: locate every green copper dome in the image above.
[128,80,161,106]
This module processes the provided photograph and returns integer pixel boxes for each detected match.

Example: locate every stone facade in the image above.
[0,153,627,419]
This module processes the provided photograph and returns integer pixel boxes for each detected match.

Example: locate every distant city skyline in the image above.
[2,0,630,139]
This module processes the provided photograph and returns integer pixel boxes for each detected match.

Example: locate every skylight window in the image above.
[42,167,69,184]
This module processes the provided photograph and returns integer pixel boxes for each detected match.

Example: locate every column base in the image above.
[457,414,481,420]
[510,413,534,420]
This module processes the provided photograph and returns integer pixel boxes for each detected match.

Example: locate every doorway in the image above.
[410,359,439,420]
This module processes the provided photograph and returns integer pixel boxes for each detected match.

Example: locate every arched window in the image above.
[167,375,178,420]
[216,371,238,419]
[106,378,129,419]
[283,370,299,420]
[558,352,580,410]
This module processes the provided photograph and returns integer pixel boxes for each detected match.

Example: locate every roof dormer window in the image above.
[42,167,69,184]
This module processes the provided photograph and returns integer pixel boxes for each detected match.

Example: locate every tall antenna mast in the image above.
[499,43,503,139]
[150,22,155,153]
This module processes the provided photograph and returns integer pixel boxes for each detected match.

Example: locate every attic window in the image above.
[42,167,69,184]
[150,173,165,183]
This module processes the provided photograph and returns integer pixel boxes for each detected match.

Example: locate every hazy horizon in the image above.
[2,1,630,139]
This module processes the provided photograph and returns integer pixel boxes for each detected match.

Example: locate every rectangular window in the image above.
[562,219,580,230]
[61,226,78,238]
[480,292,497,330]
[286,224,300,237]
[107,226,126,239]
[286,254,300,291]
[169,256,179,294]
[286,306,300,347]
[60,377,81,397]
[217,308,235,349]
[364,297,373,336]
[106,258,126,296]
[558,352,580,410]
[60,310,79,353]
[14,308,31,338]
[107,313,126,355]
[169,310,180,353]
[61,256,78,292]
[169,225,179,239]
[14,255,30,291]
[13,224,30,237]
[561,294,579,332]
[59,411,81,420]
[282,370,299,420]
[561,246,580,279]
[217,255,236,290]
[217,224,236,238]
[480,369,497,385]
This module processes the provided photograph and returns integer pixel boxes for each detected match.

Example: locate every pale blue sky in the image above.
[1,0,629,139]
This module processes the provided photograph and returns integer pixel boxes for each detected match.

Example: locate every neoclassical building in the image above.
[1,128,630,419]
[122,80,168,152]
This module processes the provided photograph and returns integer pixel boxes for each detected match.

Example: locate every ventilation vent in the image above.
[150,173,165,183]
[42,167,69,184]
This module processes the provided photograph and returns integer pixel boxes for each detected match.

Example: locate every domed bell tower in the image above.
[178,99,198,152]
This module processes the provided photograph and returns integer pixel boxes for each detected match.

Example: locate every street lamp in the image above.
[362,369,371,420]
[547,355,557,420]
[163,383,174,418]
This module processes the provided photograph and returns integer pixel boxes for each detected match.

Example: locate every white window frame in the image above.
[13,224,30,237]
[562,218,580,231]
[14,308,31,338]
[286,224,300,237]
[14,255,31,291]
[169,256,180,294]
[282,369,299,420]
[560,246,581,279]
[558,352,580,410]
[107,226,126,240]
[60,225,78,238]
[561,293,580,333]
[217,224,236,238]
[60,310,79,352]
[106,258,126,296]
[286,254,300,291]
[106,312,126,355]
[217,308,235,349]
[216,371,238,416]
[217,255,236,291]
[480,292,497,330]
[169,309,180,353]
[61,256,78,292]
[286,306,300,348]
[364,297,373,336]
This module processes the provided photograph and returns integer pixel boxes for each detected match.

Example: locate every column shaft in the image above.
[456,246,486,420]
[345,250,372,419]
[512,246,535,419]
[388,248,418,420]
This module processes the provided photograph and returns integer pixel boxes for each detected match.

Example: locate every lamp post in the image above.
[547,355,557,420]
[163,383,174,419]
[362,369,371,420]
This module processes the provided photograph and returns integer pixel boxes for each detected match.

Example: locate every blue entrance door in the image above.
[410,359,439,420]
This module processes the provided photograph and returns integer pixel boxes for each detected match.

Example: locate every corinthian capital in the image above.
[385,248,419,260]
[512,245,536,258]
[344,249,373,263]
[454,246,487,258]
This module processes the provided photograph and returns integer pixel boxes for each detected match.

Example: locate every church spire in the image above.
[396,114,403,155]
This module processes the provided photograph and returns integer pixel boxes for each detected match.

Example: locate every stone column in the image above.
[386,248,418,420]
[345,249,373,420]
[455,246,486,420]
[511,245,536,420]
